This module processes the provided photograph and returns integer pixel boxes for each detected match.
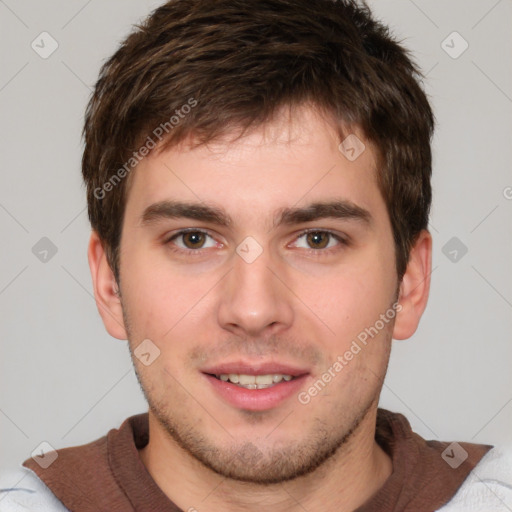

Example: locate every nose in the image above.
[216,240,294,338]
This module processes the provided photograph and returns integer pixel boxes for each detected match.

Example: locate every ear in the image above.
[87,230,128,340]
[392,230,432,340]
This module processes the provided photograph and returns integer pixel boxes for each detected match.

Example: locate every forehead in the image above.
[123,106,387,229]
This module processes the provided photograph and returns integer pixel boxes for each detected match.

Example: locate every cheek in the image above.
[120,248,221,358]
[120,250,180,336]
[307,279,380,342]
[298,250,396,346]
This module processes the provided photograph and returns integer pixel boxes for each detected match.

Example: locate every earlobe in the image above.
[87,231,128,340]
[392,230,432,340]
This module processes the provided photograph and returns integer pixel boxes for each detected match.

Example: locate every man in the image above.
[1,0,510,510]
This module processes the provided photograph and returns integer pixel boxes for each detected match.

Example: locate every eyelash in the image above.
[164,228,349,257]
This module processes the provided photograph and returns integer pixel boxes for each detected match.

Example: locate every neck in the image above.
[139,407,392,512]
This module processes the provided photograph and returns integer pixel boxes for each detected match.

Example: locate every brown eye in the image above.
[291,230,347,253]
[182,231,206,249]
[167,230,219,253]
[306,231,331,249]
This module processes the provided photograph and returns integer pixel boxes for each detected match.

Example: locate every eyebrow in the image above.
[140,199,372,229]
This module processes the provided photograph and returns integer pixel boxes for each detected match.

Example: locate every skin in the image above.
[88,106,432,512]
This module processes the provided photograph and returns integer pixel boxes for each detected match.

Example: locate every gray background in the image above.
[0,0,511,473]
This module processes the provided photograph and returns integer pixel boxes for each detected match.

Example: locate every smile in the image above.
[214,373,295,389]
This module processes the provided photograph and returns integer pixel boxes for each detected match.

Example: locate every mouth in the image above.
[201,362,310,411]
[209,372,296,390]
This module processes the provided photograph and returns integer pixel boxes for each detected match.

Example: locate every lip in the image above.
[200,361,309,377]
[201,361,310,412]
[203,373,308,411]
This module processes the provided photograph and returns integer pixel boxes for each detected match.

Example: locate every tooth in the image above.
[217,373,295,387]
[238,374,256,385]
[255,374,273,385]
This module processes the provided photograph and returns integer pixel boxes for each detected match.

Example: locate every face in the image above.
[116,107,400,483]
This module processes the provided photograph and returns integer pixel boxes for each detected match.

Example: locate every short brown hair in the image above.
[82,0,434,282]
